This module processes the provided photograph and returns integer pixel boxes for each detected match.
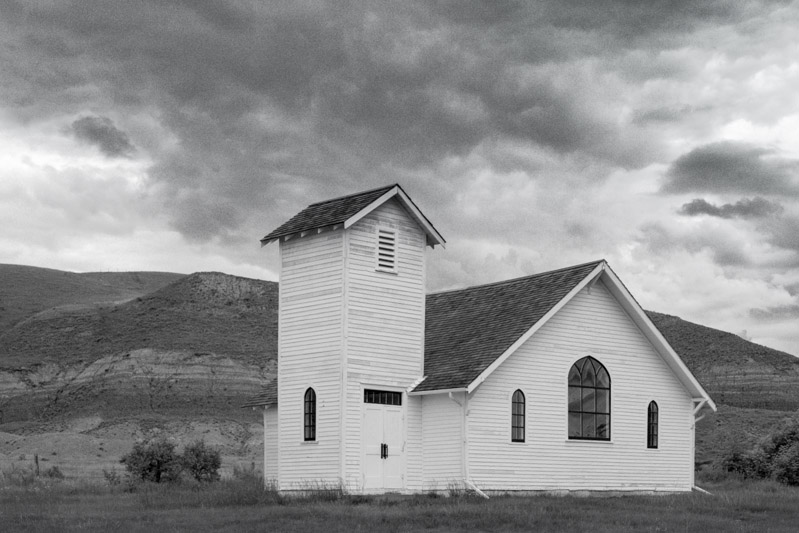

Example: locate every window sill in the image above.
[565,438,613,444]
[375,268,398,275]
[301,440,318,445]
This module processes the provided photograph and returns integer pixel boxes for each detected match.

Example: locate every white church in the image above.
[245,184,715,494]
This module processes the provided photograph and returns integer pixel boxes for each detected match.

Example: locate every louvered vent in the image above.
[376,227,397,272]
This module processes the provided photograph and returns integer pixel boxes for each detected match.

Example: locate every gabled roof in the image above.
[413,260,715,411]
[413,260,605,393]
[260,184,445,248]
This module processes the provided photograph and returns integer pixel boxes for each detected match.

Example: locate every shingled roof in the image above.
[413,260,605,392]
[260,184,444,247]
[242,378,276,408]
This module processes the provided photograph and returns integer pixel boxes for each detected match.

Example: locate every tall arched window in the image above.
[511,389,525,442]
[304,388,316,441]
[647,401,658,449]
[568,356,610,440]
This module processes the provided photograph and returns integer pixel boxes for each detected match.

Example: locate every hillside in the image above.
[648,311,799,411]
[0,264,185,333]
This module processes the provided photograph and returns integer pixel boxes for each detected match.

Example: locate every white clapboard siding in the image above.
[264,408,278,481]
[421,393,464,490]
[465,279,696,491]
[342,199,427,490]
[277,231,344,488]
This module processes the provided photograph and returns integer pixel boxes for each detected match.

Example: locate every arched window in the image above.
[568,356,610,440]
[647,401,659,449]
[511,390,525,442]
[304,388,316,441]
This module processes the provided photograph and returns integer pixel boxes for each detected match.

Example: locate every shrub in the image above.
[772,442,799,486]
[121,438,182,483]
[181,440,221,483]
[43,466,64,479]
[721,416,799,485]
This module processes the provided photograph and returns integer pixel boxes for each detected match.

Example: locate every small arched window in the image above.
[647,401,658,449]
[304,388,316,441]
[511,390,525,442]
[568,356,610,440]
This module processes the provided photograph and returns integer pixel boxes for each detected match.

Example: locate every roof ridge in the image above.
[307,184,397,207]
[428,259,605,297]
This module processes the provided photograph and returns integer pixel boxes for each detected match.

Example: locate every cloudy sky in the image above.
[2,1,798,356]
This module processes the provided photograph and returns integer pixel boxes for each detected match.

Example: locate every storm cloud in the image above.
[679,197,784,219]
[71,116,135,158]
[662,142,799,196]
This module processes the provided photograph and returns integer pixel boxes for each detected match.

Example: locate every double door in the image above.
[363,403,403,490]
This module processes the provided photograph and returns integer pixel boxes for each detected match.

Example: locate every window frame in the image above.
[567,356,611,441]
[647,401,659,449]
[304,387,316,442]
[511,389,525,443]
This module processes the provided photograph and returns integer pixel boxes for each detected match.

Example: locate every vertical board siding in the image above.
[277,231,343,488]
[343,199,427,490]
[466,280,696,492]
[422,393,464,490]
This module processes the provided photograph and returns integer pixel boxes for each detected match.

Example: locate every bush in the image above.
[721,416,799,485]
[121,438,183,483]
[772,442,799,486]
[181,440,221,483]
[43,466,64,479]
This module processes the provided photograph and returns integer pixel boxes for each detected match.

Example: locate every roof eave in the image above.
[408,386,469,396]
[344,185,446,248]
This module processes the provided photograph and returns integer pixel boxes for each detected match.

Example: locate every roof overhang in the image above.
[345,185,446,248]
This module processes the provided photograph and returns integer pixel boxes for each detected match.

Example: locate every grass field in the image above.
[1,472,798,532]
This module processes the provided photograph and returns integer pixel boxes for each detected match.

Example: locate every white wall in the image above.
[465,279,695,491]
[421,392,465,491]
[277,231,343,488]
[264,407,278,481]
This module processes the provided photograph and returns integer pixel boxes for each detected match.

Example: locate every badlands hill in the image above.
[0,266,276,479]
[1,264,798,479]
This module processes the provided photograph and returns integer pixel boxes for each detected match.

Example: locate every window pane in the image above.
[596,389,609,413]
[568,386,581,411]
[596,368,610,388]
[568,366,581,385]
[583,365,596,387]
[582,414,596,438]
[569,413,581,437]
[582,387,596,413]
[596,415,609,439]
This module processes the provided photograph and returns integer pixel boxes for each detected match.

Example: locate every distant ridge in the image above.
[0,264,185,333]
[0,271,277,369]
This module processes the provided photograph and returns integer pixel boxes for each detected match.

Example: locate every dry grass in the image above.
[1,473,798,533]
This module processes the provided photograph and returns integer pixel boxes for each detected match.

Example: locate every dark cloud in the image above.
[71,116,135,158]
[679,197,784,219]
[638,222,751,267]
[662,142,799,195]
[4,0,797,244]
[750,304,799,320]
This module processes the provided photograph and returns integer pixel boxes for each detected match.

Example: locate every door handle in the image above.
[380,443,388,459]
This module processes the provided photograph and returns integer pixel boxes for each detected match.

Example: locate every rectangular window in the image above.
[364,389,402,405]
[376,227,398,272]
